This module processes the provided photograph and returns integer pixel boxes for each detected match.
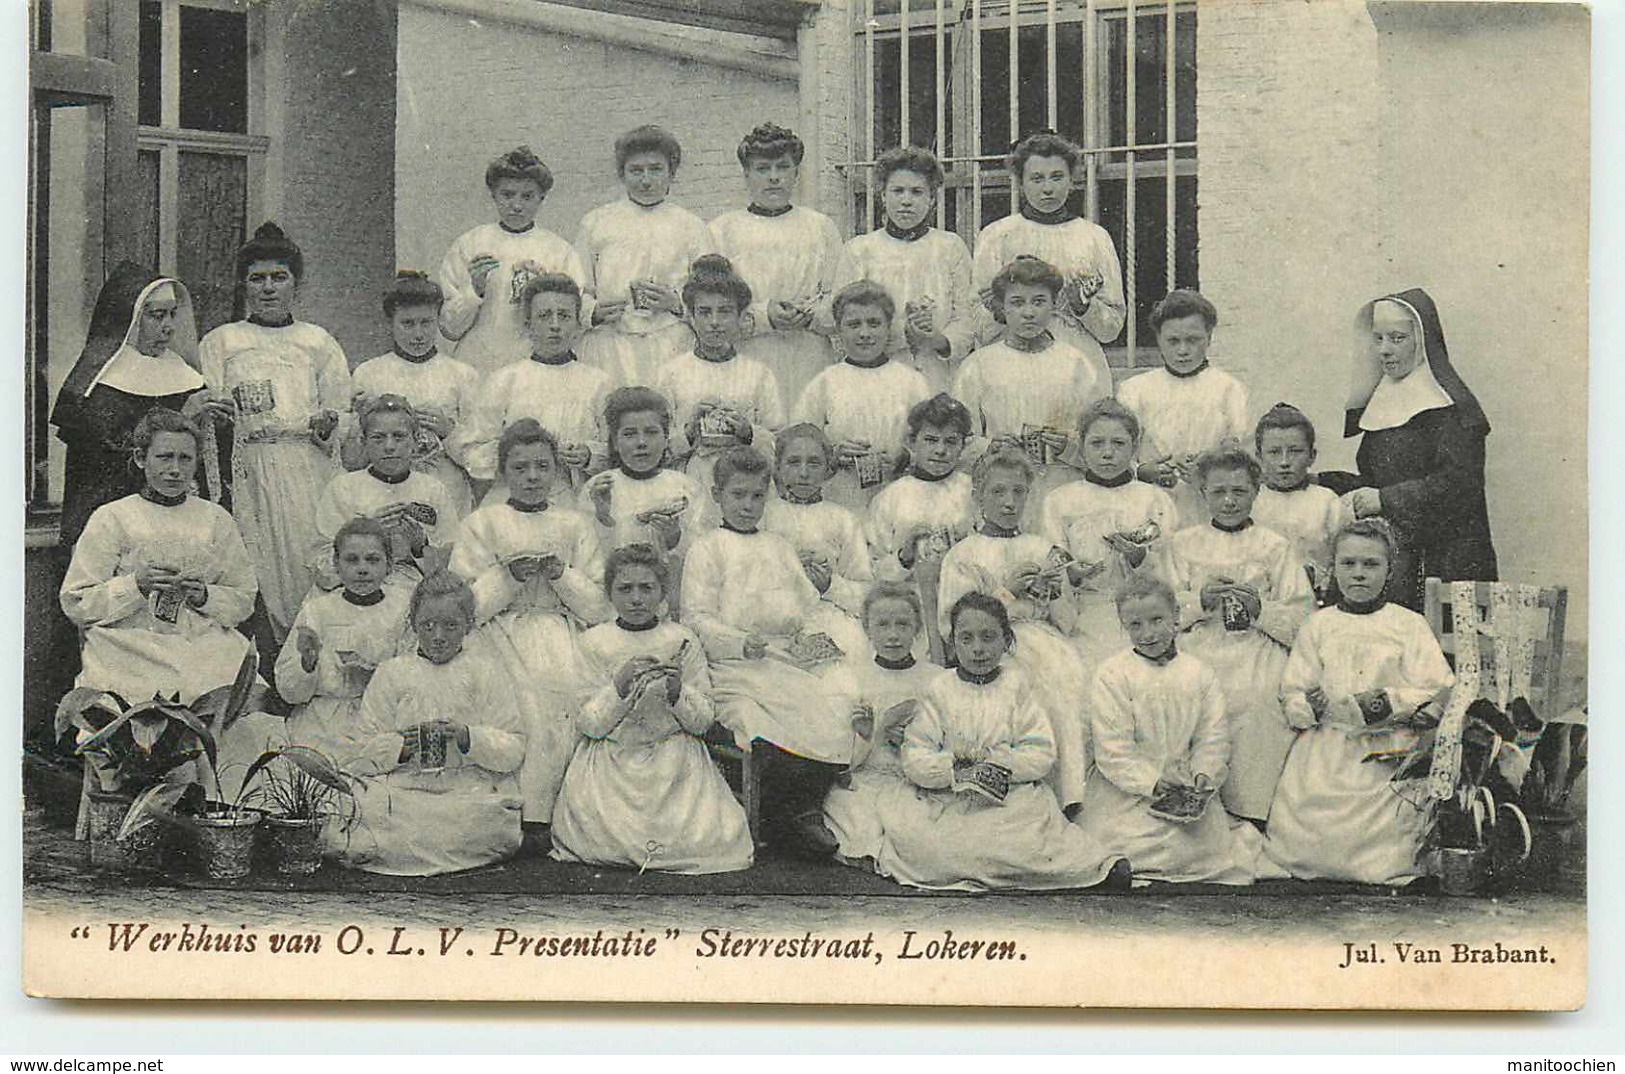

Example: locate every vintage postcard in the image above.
[19,0,1587,1009]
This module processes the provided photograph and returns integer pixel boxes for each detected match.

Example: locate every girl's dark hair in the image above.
[1006,131,1082,179]
[1192,445,1263,490]
[774,422,835,470]
[875,145,944,191]
[863,580,923,627]
[498,417,559,474]
[334,517,391,558]
[1077,397,1142,444]
[410,570,477,624]
[682,253,753,312]
[615,125,682,175]
[989,256,1064,319]
[132,407,202,454]
[1254,402,1317,452]
[604,386,672,469]
[603,542,671,596]
[712,445,771,488]
[519,273,583,318]
[831,279,896,324]
[485,145,554,196]
[1333,517,1398,563]
[1149,289,1219,333]
[948,590,1016,648]
[737,122,804,167]
[906,393,973,440]
[1113,573,1178,612]
[359,392,419,435]
[237,221,303,282]
[383,270,444,317]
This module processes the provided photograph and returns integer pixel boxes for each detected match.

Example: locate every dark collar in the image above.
[618,464,661,481]
[499,221,534,235]
[1085,468,1134,489]
[140,486,187,508]
[1003,331,1054,354]
[782,489,823,506]
[1133,640,1178,666]
[694,345,737,364]
[343,588,386,607]
[721,521,758,535]
[628,198,666,210]
[368,465,410,485]
[980,521,1020,538]
[529,350,577,367]
[910,465,953,483]
[956,665,1003,686]
[1211,518,1254,534]
[884,218,932,242]
[1019,202,1079,225]
[1337,595,1388,616]
[875,653,917,671]
[617,616,659,632]
[843,356,889,370]
[508,498,549,514]
[1166,361,1210,380]
[393,345,438,364]
[1265,478,1312,494]
[747,202,794,218]
[417,648,458,663]
[247,313,294,329]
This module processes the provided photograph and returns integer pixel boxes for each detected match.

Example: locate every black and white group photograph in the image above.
[15,0,1594,1015]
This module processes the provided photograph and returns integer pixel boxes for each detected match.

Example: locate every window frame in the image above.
[138,0,269,282]
[844,0,1197,365]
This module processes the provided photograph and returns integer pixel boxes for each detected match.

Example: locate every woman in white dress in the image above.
[971,132,1126,392]
[575,126,714,389]
[197,222,350,643]
[1261,519,1454,885]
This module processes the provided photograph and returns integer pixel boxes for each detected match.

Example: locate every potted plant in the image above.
[70,653,275,880]
[1520,716,1587,881]
[239,745,360,875]
[54,687,217,872]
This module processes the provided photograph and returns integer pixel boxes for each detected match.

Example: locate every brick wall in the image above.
[394,3,802,280]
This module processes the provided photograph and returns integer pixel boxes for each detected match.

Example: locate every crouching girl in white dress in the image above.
[551,544,753,874]
[1260,519,1454,885]
[877,592,1130,892]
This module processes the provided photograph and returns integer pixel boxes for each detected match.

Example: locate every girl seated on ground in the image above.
[877,592,1130,892]
[1074,575,1262,885]
[1260,519,1454,886]
[822,582,941,872]
[340,571,526,876]
[550,544,753,874]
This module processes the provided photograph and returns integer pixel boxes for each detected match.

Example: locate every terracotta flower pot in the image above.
[1438,846,1489,896]
[84,789,135,871]
[264,815,326,876]
[191,808,262,880]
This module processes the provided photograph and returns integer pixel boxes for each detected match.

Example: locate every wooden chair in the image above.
[706,739,763,845]
[1423,579,1568,718]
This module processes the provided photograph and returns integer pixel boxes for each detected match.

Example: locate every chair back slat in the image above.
[1421,579,1568,717]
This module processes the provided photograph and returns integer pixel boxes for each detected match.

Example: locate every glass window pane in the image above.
[31,101,109,511]
[1104,8,1194,149]
[135,149,161,270]
[177,151,247,334]
[1096,169,1199,357]
[42,0,95,57]
[871,30,948,154]
[178,6,249,133]
[138,0,162,127]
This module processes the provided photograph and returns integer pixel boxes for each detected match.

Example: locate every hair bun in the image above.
[395,269,430,282]
[690,253,734,277]
[252,221,289,242]
[505,145,544,168]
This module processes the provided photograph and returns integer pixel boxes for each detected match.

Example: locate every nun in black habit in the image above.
[1319,288,1498,609]
[50,263,211,546]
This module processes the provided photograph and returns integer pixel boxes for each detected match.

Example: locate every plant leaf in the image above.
[159,706,218,776]
[74,708,140,756]
[117,773,192,842]
[281,745,355,796]
[219,650,260,731]
[53,688,123,741]
[129,713,168,753]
